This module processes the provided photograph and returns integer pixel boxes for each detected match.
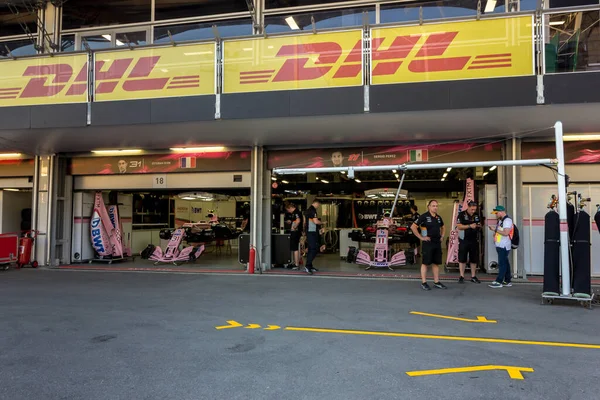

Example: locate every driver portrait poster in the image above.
[267,144,502,169]
[69,151,251,175]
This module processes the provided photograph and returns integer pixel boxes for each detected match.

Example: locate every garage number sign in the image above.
[153,174,167,188]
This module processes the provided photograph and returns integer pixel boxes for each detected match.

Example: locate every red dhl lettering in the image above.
[238,33,513,84]
[0,55,203,99]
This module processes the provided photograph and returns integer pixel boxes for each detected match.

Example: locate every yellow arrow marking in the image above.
[245,324,261,329]
[410,311,497,324]
[215,320,243,330]
[283,326,600,350]
[406,365,534,380]
[264,325,281,330]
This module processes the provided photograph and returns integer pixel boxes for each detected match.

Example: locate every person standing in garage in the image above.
[411,200,447,291]
[457,201,481,283]
[284,202,303,270]
[304,199,322,275]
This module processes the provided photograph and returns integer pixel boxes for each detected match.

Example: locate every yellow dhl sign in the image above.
[223,30,363,94]
[93,43,215,101]
[0,54,88,107]
[0,43,215,107]
[370,16,534,85]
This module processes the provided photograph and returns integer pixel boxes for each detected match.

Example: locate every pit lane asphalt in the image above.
[1,269,598,400]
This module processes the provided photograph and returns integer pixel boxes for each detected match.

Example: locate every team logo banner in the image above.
[370,16,533,85]
[223,30,363,94]
[0,54,89,107]
[94,43,215,101]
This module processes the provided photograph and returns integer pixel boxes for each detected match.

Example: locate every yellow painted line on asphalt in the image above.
[410,311,497,323]
[406,365,534,380]
[284,326,600,350]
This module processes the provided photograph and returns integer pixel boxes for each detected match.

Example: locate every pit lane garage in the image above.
[270,145,500,273]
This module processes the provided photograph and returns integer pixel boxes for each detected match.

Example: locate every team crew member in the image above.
[304,199,322,275]
[457,201,481,283]
[411,200,447,290]
[284,202,303,270]
[488,205,513,288]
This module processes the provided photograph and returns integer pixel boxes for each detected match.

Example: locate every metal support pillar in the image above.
[262,161,272,271]
[507,138,524,278]
[33,155,55,266]
[554,122,571,296]
[250,146,264,273]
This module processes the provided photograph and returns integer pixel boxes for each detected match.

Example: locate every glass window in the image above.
[81,35,112,50]
[116,31,148,47]
[153,19,252,43]
[0,38,38,58]
[545,10,600,73]
[154,0,249,21]
[62,0,151,30]
[61,35,76,52]
[265,7,375,34]
[0,4,37,37]
[266,0,364,8]
[381,0,505,24]
[549,0,599,8]
[519,0,539,11]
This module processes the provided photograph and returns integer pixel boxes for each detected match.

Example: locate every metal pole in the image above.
[554,121,571,296]
[31,156,40,260]
[512,137,518,278]
[389,172,406,218]
[250,146,261,271]
[45,155,55,267]
[273,158,557,175]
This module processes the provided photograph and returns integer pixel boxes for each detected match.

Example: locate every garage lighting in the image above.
[0,153,22,158]
[3,188,19,191]
[394,173,399,178]
[489,165,497,171]
[320,179,329,184]
[564,134,600,141]
[181,196,196,200]
[446,167,452,172]
[549,21,565,26]
[355,179,361,183]
[443,172,448,178]
[281,180,289,184]
[285,16,300,30]
[170,146,225,152]
[441,178,445,181]
[271,177,277,181]
[483,172,489,177]
[341,171,346,174]
[392,169,397,173]
[91,149,142,155]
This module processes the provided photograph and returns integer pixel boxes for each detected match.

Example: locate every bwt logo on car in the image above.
[91,215,106,253]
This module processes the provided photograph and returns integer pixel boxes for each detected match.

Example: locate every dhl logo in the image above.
[238,32,512,84]
[0,56,201,99]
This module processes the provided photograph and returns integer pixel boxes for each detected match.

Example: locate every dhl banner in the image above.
[223,30,363,94]
[370,16,534,85]
[94,43,215,101]
[0,54,89,107]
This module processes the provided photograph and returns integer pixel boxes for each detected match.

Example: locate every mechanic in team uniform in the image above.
[284,202,303,270]
[411,200,447,290]
[456,201,481,284]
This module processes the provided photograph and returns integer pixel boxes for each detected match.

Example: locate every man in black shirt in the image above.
[304,199,322,275]
[284,202,303,270]
[411,200,448,290]
[457,201,481,283]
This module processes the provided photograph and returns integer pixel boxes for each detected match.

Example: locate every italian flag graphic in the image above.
[408,149,428,162]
